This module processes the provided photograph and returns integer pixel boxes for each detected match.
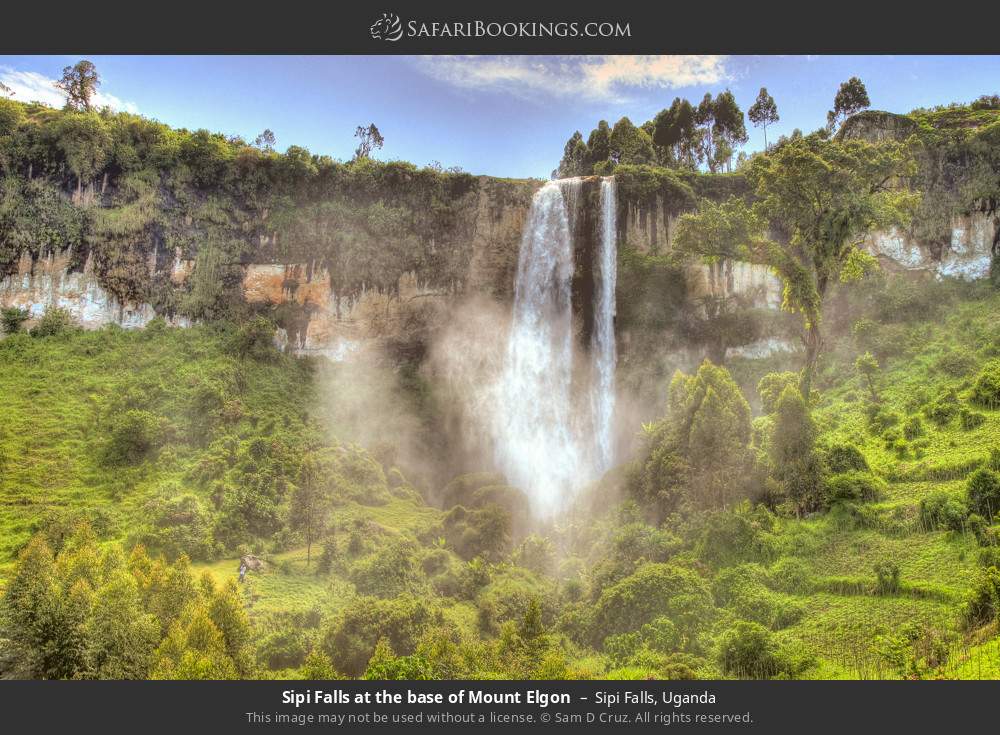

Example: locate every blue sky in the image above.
[2,55,998,179]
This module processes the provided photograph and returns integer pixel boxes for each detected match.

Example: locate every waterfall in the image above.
[493,177,617,517]
[591,177,617,473]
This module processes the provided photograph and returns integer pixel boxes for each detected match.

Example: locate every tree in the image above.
[609,117,654,166]
[695,93,719,171]
[675,133,914,391]
[0,97,24,137]
[711,90,748,172]
[632,360,753,518]
[966,469,1000,520]
[556,131,590,178]
[672,361,753,508]
[0,80,11,96]
[207,579,254,676]
[855,352,881,402]
[301,648,338,679]
[86,570,159,678]
[52,113,112,197]
[290,451,335,566]
[652,98,698,169]
[0,535,60,676]
[828,77,870,131]
[354,123,384,160]
[748,87,779,150]
[253,129,276,151]
[768,385,823,515]
[586,120,612,168]
[55,60,100,112]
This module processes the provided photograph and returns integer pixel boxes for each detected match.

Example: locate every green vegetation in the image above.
[3,68,1000,680]
[2,279,999,680]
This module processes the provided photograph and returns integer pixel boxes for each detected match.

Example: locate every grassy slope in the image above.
[0,322,317,577]
[739,287,1000,678]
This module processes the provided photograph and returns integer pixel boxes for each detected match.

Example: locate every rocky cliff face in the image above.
[865,213,998,280]
[0,247,192,329]
[0,176,536,358]
[2,150,996,358]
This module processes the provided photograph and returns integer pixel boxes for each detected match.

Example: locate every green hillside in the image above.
[2,276,999,679]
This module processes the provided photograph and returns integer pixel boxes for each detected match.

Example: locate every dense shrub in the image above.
[363,638,434,680]
[717,621,790,678]
[321,595,442,677]
[824,444,869,474]
[230,316,278,361]
[767,558,813,594]
[922,389,959,426]
[874,560,901,594]
[960,407,987,431]
[256,626,312,670]
[903,415,925,440]
[476,568,556,635]
[442,503,511,562]
[961,566,1000,629]
[350,539,422,598]
[867,404,901,433]
[933,347,979,376]
[971,361,1000,408]
[512,535,556,576]
[103,409,166,465]
[919,490,970,531]
[30,307,74,337]
[695,504,779,568]
[824,472,885,505]
[966,468,1000,519]
[1,307,29,334]
[141,491,217,561]
[591,563,712,646]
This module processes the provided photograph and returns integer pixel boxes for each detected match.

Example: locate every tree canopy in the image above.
[748,88,779,149]
[675,132,916,388]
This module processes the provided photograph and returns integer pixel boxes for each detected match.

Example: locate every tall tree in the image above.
[253,129,276,151]
[353,123,384,160]
[608,116,654,166]
[52,113,112,197]
[586,120,612,169]
[827,77,871,131]
[748,87,779,150]
[711,90,748,172]
[695,93,718,171]
[675,133,915,391]
[290,451,335,566]
[768,385,823,516]
[652,98,698,168]
[54,60,100,112]
[556,131,590,177]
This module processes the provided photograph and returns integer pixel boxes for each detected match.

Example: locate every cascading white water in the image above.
[494,181,580,517]
[591,177,618,473]
[493,177,617,517]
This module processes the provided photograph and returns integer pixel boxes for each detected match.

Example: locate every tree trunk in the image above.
[801,321,822,396]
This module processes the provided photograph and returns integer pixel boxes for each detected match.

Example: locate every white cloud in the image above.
[0,68,138,113]
[412,55,731,102]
